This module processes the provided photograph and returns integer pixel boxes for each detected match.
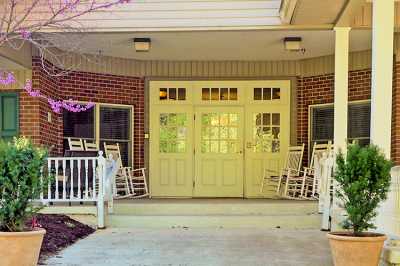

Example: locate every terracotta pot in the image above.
[327,232,387,266]
[0,228,46,266]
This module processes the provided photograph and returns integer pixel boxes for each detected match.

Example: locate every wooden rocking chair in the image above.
[261,144,305,195]
[68,137,84,151]
[84,139,99,151]
[283,141,333,200]
[104,142,149,199]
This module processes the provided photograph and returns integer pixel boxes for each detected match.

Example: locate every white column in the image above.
[370,0,395,158]
[333,27,351,153]
[371,0,395,236]
[331,27,351,231]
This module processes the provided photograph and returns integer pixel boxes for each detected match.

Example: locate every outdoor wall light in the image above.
[283,37,305,53]
[134,38,151,52]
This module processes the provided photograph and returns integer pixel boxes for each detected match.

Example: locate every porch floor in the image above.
[44,228,332,266]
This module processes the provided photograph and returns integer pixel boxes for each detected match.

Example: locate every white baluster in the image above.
[55,159,59,200]
[85,159,89,199]
[40,166,44,201]
[62,159,67,200]
[92,158,97,199]
[70,159,74,199]
[97,151,106,229]
[77,159,81,199]
[47,160,51,200]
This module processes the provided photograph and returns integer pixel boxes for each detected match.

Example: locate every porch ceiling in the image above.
[291,0,348,25]
[57,30,372,61]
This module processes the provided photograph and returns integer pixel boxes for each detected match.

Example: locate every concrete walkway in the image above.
[44,228,333,266]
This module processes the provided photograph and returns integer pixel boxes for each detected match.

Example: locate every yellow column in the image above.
[370,0,394,157]
[333,27,350,153]
[331,27,351,231]
[371,0,396,237]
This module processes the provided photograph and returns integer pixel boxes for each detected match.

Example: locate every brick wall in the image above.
[297,69,372,163]
[28,58,145,169]
[392,62,400,165]
[31,59,62,154]
[4,59,400,169]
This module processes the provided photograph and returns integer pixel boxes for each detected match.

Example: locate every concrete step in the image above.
[113,199,318,216]
[107,214,322,229]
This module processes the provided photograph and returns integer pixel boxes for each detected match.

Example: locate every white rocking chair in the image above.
[261,144,305,195]
[104,142,149,199]
[283,141,333,200]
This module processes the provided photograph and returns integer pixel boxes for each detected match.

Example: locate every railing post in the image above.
[97,151,106,229]
[321,151,334,231]
[107,154,115,215]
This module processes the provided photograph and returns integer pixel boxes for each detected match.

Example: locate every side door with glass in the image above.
[0,93,19,141]
[244,82,291,198]
[149,82,194,198]
[150,107,194,197]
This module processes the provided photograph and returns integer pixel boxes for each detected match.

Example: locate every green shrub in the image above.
[0,137,50,232]
[335,144,392,236]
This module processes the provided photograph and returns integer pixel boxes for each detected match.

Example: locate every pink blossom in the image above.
[20,76,95,113]
[0,72,16,85]
[19,29,31,40]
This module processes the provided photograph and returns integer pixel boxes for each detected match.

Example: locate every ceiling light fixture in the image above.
[134,37,151,52]
[283,37,305,54]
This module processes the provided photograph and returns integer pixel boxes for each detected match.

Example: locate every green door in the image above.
[0,93,19,141]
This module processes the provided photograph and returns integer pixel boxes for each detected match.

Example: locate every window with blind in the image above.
[100,107,131,166]
[310,102,371,147]
[63,104,132,166]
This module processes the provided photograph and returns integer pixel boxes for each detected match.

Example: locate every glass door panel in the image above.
[194,107,244,197]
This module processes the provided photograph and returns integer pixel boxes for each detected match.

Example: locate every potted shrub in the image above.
[0,137,50,266]
[327,144,392,266]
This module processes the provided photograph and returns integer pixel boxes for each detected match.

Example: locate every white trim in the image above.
[280,0,298,24]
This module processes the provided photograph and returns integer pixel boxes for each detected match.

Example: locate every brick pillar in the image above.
[392,61,400,165]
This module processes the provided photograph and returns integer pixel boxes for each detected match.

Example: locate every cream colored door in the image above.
[150,106,194,197]
[194,107,244,197]
[244,82,291,198]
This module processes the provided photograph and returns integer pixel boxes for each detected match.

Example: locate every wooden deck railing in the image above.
[39,152,114,228]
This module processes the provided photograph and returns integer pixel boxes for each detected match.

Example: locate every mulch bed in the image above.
[26,214,95,260]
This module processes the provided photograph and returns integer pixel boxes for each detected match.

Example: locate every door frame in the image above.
[148,80,291,198]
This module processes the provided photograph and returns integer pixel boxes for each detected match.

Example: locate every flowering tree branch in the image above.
[0,0,130,113]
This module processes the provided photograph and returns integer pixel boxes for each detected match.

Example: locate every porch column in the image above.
[331,27,350,231]
[333,27,350,152]
[370,0,395,235]
[370,0,394,158]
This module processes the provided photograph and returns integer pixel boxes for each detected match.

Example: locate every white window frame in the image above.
[63,102,134,166]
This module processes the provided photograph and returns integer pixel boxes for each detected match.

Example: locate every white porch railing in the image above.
[315,151,335,230]
[39,152,116,228]
[316,151,400,235]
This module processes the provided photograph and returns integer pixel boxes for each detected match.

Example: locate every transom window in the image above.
[254,88,280,101]
[159,88,186,101]
[202,88,238,101]
[201,113,239,153]
[253,112,280,153]
[63,104,132,166]
[159,113,187,153]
